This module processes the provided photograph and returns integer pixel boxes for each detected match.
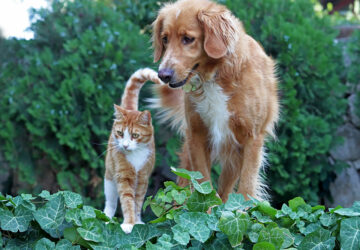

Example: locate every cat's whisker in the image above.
[91,142,112,146]
[96,145,118,160]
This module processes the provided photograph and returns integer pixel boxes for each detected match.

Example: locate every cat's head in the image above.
[111,104,153,152]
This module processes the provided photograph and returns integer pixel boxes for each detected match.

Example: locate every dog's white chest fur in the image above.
[125,147,150,172]
[192,81,232,157]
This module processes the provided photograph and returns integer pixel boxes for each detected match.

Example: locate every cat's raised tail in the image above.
[121,68,164,111]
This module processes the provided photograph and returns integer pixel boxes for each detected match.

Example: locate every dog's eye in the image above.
[182,36,195,45]
[162,36,168,45]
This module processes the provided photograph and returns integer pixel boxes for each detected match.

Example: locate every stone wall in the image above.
[327,27,360,207]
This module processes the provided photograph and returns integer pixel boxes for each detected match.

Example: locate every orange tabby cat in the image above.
[103,68,162,234]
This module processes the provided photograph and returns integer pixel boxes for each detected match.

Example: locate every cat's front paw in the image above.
[121,223,134,234]
[135,220,145,225]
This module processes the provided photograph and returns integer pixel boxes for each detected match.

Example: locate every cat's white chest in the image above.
[192,81,232,157]
[125,147,150,172]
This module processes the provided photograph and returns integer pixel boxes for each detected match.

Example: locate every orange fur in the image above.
[151,0,279,201]
[104,69,162,233]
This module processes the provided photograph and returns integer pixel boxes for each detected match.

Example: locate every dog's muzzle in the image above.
[167,64,199,89]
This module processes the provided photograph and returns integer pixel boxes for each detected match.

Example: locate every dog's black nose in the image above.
[158,68,174,83]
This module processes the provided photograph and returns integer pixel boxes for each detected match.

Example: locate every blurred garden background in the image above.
[0,0,359,212]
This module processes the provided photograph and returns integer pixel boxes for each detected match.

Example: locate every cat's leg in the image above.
[103,177,118,219]
[134,168,150,224]
[116,170,136,234]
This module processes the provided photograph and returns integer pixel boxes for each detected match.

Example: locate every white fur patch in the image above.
[103,179,118,218]
[191,80,234,159]
[121,223,134,234]
[126,146,151,172]
[175,9,181,19]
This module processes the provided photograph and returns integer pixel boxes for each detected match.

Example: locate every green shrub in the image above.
[0,0,153,206]
[1,169,360,249]
[347,30,360,118]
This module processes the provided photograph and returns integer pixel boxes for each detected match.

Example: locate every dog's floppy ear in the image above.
[152,15,164,63]
[198,5,236,59]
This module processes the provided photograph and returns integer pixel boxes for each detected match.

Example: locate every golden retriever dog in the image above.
[150,0,279,201]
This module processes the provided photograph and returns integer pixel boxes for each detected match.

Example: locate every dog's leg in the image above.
[217,151,242,202]
[177,141,191,187]
[187,129,211,183]
[237,135,265,200]
[185,108,212,184]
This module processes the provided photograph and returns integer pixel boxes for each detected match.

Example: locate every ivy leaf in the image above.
[150,203,165,217]
[20,194,36,201]
[334,207,360,217]
[62,191,83,209]
[126,224,162,248]
[38,190,54,200]
[0,205,33,232]
[340,217,360,250]
[34,238,55,250]
[252,211,273,223]
[280,228,295,248]
[187,190,222,212]
[157,234,174,248]
[298,228,335,250]
[171,190,187,205]
[171,224,190,246]
[33,195,66,230]
[192,181,213,194]
[77,218,104,243]
[80,205,96,220]
[206,212,220,231]
[64,227,91,249]
[55,239,81,250]
[224,193,253,211]
[5,238,35,249]
[0,231,2,247]
[94,209,110,222]
[258,201,278,219]
[177,212,211,243]
[258,227,285,249]
[218,211,250,247]
[289,197,306,211]
[204,233,232,250]
[253,241,276,250]
[170,167,203,180]
[65,208,82,226]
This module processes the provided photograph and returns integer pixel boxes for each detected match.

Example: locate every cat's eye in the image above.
[117,131,123,137]
[132,133,139,139]
[182,36,195,45]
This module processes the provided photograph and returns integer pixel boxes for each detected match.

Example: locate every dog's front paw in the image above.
[121,223,134,234]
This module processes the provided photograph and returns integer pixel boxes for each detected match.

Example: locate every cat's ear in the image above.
[113,104,125,120]
[138,110,152,126]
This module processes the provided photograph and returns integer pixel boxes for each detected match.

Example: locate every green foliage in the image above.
[1,169,360,249]
[0,0,152,206]
[347,30,360,118]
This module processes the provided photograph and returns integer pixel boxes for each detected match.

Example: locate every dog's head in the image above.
[152,0,238,88]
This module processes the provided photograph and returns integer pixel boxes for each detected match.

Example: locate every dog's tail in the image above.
[121,68,164,111]
[146,85,186,135]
